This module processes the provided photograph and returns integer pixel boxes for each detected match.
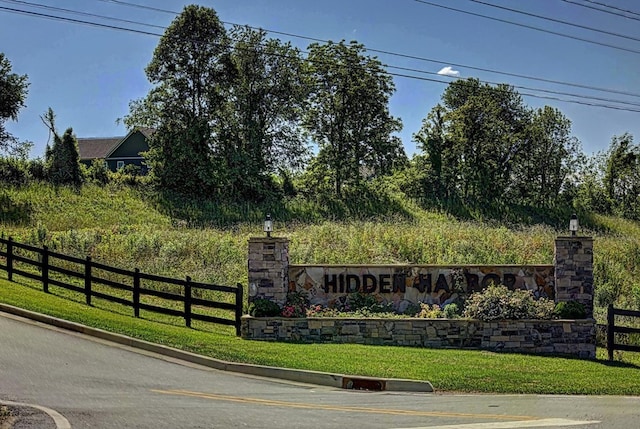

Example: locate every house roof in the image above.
[76,128,154,160]
[77,137,122,160]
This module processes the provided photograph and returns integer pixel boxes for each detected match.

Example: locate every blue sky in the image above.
[1,0,639,159]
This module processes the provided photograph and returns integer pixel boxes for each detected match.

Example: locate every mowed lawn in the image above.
[1,276,639,396]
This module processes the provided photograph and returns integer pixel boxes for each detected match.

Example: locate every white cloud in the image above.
[437,66,460,77]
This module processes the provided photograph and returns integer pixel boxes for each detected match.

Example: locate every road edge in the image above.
[0,303,433,393]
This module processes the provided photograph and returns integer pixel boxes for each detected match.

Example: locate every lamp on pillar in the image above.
[264,214,273,238]
[569,213,579,236]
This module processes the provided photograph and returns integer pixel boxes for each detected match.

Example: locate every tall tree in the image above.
[511,106,582,208]
[0,53,29,155]
[413,104,457,201]
[124,5,230,196]
[303,41,404,197]
[218,26,310,200]
[604,133,640,219]
[46,127,83,187]
[414,79,584,210]
[442,78,530,203]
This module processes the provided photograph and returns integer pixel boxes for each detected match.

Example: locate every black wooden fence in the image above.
[607,304,640,360]
[0,237,243,335]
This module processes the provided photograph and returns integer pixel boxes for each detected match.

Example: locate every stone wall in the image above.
[554,237,594,318]
[248,237,289,304]
[242,316,596,359]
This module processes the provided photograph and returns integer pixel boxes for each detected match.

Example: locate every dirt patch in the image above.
[0,405,55,429]
[0,406,16,429]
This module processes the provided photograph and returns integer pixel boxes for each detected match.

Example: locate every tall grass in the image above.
[2,182,640,324]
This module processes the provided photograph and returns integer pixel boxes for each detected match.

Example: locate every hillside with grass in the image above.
[2,181,640,324]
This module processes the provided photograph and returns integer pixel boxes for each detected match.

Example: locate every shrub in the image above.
[416,303,445,318]
[443,303,461,319]
[554,301,587,319]
[463,284,555,321]
[0,157,29,186]
[281,291,309,318]
[248,298,281,317]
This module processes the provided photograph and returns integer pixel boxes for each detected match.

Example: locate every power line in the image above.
[84,0,640,100]
[1,3,639,114]
[466,0,640,42]
[584,0,640,18]
[411,0,640,55]
[387,64,640,109]
[2,0,167,30]
[561,0,640,21]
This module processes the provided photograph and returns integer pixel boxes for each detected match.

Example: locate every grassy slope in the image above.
[2,182,640,394]
[1,277,639,395]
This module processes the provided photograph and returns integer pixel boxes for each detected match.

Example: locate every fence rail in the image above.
[0,237,243,335]
[607,304,640,360]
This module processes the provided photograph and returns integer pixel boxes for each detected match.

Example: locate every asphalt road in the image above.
[1,312,639,429]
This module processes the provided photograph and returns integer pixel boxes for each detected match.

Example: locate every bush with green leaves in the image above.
[0,157,29,186]
[463,284,555,321]
[554,300,587,319]
[248,298,281,317]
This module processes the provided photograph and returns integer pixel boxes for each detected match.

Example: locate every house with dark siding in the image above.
[77,128,153,173]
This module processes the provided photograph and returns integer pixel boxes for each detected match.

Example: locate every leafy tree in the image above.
[511,106,582,208]
[603,133,639,219]
[218,26,310,200]
[303,41,404,197]
[413,104,457,201]
[0,53,29,156]
[125,5,231,196]
[414,79,582,212]
[46,128,83,187]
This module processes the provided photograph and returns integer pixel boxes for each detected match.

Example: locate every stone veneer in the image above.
[248,237,289,304]
[241,316,596,359]
[245,235,596,359]
[554,237,594,318]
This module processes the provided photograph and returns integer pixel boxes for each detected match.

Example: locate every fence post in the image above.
[235,283,244,337]
[184,276,192,328]
[133,268,140,318]
[7,237,13,281]
[607,304,615,361]
[85,256,92,306]
[42,246,49,293]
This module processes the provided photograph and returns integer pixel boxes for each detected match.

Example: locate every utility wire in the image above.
[584,0,640,18]
[387,63,640,109]
[2,0,167,30]
[9,0,640,108]
[88,0,640,99]
[411,0,640,55]
[1,4,639,113]
[86,0,640,99]
[466,0,640,42]
[561,0,640,21]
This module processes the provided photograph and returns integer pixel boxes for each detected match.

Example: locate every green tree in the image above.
[46,127,83,187]
[125,5,231,196]
[0,53,29,156]
[414,79,581,211]
[303,41,404,197]
[442,78,530,203]
[413,104,457,201]
[604,133,639,219]
[511,106,582,208]
[218,26,310,200]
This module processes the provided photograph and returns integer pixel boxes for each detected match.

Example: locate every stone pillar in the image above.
[248,237,289,306]
[554,236,594,318]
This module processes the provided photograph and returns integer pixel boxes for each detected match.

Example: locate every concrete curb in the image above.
[0,304,433,393]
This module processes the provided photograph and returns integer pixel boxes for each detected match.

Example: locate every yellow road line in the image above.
[151,389,539,421]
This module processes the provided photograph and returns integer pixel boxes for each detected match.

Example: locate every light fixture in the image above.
[264,214,273,238]
[569,214,579,236]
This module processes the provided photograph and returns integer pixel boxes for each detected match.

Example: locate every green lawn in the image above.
[1,276,639,395]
